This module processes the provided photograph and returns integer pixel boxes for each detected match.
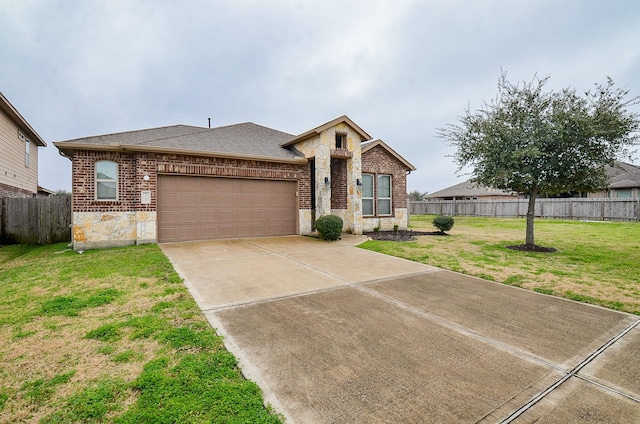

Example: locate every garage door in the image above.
[157,175,298,242]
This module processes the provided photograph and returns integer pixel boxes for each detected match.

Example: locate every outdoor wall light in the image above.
[324,177,330,186]
[143,175,150,181]
[356,178,362,187]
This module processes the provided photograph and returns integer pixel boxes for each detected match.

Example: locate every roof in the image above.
[55,123,306,163]
[606,162,640,189]
[0,92,47,147]
[37,186,55,195]
[426,179,517,199]
[427,161,640,198]
[280,115,372,147]
[361,139,416,171]
[54,116,416,169]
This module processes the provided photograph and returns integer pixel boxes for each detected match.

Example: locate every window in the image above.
[617,189,632,198]
[335,132,346,149]
[96,161,118,200]
[25,140,30,167]
[361,174,392,216]
[362,173,374,216]
[378,174,392,215]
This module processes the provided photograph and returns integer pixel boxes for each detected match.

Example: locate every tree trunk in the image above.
[526,188,538,246]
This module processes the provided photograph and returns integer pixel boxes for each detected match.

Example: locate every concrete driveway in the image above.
[161,236,640,423]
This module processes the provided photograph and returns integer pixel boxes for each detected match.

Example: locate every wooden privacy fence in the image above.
[0,195,71,245]
[409,198,640,222]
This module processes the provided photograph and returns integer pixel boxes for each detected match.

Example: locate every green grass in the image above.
[360,215,640,314]
[0,243,282,423]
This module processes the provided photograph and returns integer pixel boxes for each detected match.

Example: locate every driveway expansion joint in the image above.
[500,318,640,423]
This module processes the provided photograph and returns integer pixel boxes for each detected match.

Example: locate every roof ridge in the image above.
[59,124,204,143]
[211,121,295,137]
[132,126,213,146]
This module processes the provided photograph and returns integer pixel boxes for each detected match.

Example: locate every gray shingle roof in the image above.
[426,180,517,199]
[428,161,640,198]
[55,123,302,160]
[606,162,640,189]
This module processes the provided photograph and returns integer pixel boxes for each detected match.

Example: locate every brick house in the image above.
[0,92,47,198]
[54,115,415,250]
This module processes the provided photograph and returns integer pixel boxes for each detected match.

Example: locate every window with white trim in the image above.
[25,140,30,167]
[377,174,392,215]
[362,173,374,216]
[96,161,118,200]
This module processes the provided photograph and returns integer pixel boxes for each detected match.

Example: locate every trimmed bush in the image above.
[315,215,343,241]
[433,216,454,233]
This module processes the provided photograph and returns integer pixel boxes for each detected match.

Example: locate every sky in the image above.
[1,0,639,194]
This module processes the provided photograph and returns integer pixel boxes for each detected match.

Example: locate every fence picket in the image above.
[409,198,640,222]
[0,195,71,245]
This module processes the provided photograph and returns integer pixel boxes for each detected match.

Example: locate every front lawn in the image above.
[0,243,282,423]
[359,215,640,315]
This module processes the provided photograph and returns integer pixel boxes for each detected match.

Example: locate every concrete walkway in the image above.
[161,236,640,423]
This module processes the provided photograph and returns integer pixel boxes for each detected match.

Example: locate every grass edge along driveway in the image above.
[359,215,640,315]
[0,243,283,423]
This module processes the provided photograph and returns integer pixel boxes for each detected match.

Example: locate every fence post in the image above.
[0,198,5,241]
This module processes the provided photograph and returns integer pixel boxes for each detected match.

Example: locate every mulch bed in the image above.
[365,231,557,253]
[364,230,448,242]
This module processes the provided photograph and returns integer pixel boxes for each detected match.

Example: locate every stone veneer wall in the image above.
[362,209,408,232]
[72,211,157,250]
[293,122,363,234]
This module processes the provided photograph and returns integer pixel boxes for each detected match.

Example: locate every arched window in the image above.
[95,161,118,200]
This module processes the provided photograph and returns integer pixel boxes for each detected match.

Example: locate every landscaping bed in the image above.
[364,229,447,241]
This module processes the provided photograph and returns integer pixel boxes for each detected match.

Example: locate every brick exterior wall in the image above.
[330,158,348,209]
[362,145,409,211]
[0,181,34,198]
[72,150,312,212]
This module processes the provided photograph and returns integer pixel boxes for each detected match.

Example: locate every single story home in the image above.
[425,161,640,201]
[591,162,640,199]
[55,115,415,250]
[425,179,519,201]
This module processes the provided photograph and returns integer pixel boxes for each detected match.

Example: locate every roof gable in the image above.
[281,115,372,147]
[0,92,46,147]
[361,139,416,171]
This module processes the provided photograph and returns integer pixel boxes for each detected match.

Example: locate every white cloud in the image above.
[0,0,638,192]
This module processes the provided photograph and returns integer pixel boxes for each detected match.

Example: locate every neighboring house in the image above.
[0,92,47,198]
[54,115,415,250]
[590,162,640,199]
[426,161,640,201]
[425,179,519,201]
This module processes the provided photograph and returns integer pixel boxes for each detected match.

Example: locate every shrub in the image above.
[315,215,343,241]
[433,216,454,233]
